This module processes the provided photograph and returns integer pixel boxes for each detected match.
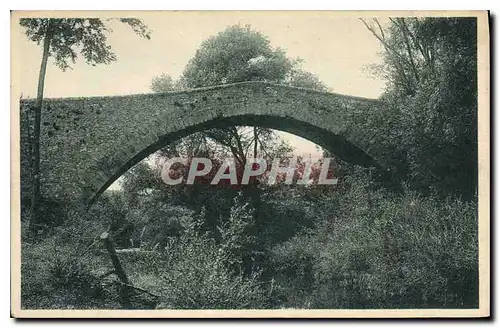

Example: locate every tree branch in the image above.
[395,18,420,83]
[360,18,416,95]
[229,127,246,165]
[374,18,386,41]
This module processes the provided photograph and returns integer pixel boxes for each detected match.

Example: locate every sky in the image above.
[13,11,387,158]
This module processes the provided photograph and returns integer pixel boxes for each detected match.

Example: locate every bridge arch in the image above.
[20,81,384,206]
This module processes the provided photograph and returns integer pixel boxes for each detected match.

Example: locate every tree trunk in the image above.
[253,127,258,158]
[397,18,420,83]
[230,127,246,165]
[100,232,133,308]
[100,232,131,285]
[28,21,52,235]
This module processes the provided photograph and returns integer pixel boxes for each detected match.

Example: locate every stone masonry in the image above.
[20,81,385,207]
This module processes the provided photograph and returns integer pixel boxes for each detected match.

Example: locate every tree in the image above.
[182,25,295,88]
[151,24,329,165]
[151,73,178,93]
[142,25,330,243]
[287,69,330,92]
[20,18,151,234]
[360,17,477,198]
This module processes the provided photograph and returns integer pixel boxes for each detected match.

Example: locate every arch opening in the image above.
[90,114,380,205]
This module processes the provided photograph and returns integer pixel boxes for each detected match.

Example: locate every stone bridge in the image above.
[20,81,385,208]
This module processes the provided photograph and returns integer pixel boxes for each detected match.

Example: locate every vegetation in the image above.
[20,18,151,236]
[21,174,477,309]
[359,17,477,198]
[150,24,328,165]
[21,18,478,310]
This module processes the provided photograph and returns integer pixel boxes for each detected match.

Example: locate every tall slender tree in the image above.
[20,18,151,234]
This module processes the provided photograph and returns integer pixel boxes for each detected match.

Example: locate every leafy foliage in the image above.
[150,73,178,93]
[360,17,477,198]
[287,69,330,91]
[149,24,329,165]
[271,176,478,309]
[182,25,293,87]
[156,197,268,309]
[21,236,111,309]
[20,18,151,70]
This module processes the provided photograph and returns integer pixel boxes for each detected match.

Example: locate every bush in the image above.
[257,186,318,249]
[158,235,268,309]
[21,170,478,310]
[21,237,110,309]
[270,176,478,309]
[49,257,104,301]
[156,196,270,309]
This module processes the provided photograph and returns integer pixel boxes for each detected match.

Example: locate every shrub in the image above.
[269,176,478,309]
[49,257,104,301]
[158,235,268,309]
[156,196,270,309]
[21,237,110,309]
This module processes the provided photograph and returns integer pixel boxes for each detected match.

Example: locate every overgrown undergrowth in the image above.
[21,176,478,309]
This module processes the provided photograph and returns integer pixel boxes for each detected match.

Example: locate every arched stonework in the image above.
[20,81,385,206]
